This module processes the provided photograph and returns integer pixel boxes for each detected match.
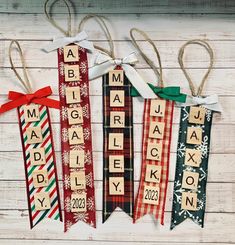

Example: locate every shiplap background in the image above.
[0,0,235,244]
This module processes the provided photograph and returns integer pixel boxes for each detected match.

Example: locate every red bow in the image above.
[0,86,60,113]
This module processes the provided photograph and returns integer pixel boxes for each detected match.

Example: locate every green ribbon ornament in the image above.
[131,83,187,103]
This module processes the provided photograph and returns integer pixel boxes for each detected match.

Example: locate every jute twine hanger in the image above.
[44,0,73,37]
[130,28,164,88]
[78,14,115,59]
[178,39,214,97]
[9,40,33,94]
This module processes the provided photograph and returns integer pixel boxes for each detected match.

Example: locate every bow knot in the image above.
[0,86,60,114]
[113,59,122,66]
[43,31,94,53]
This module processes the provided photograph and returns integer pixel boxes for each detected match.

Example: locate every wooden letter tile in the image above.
[70,171,86,190]
[110,111,125,128]
[65,87,81,104]
[70,193,87,212]
[109,70,124,86]
[63,45,79,62]
[145,164,162,183]
[108,133,124,150]
[26,126,43,144]
[143,185,160,205]
[110,90,125,107]
[186,127,202,145]
[146,141,163,161]
[24,104,40,122]
[149,121,165,139]
[32,169,49,188]
[64,65,80,82]
[34,192,51,211]
[109,155,124,173]
[150,99,166,117]
[181,192,198,211]
[69,150,85,168]
[109,177,124,195]
[30,148,46,166]
[182,171,199,190]
[189,106,206,125]
[185,148,202,167]
[68,107,83,125]
[68,127,84,145]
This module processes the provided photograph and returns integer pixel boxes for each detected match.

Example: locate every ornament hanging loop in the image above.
[178,39,214,97]
[44,0,72,37]
[9,40,33,94]
[130,28,164,87]
[79,14,115,59]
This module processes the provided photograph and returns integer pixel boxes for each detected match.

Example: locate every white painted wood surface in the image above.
[0,1,234,244]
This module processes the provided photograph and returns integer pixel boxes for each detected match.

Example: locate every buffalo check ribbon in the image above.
[57,44,96,231]
[0,40,62,229]
[103,67,134,222]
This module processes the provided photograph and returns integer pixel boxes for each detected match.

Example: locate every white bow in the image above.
[89,52,157,99]
[43,31,94,52]
[178,94,222,112]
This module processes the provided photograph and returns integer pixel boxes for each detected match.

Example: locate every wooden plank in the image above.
[0,123,233,153]
[0,0,235,14]
[0,210,234,243]
[0,40,235,69]
[0,95,231,124]
[0,68,234,96]
[0,181,234,212]
[0,152,234,183]
[0,14,235,40]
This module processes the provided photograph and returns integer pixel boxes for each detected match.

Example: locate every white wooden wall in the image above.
[0,1,234,244]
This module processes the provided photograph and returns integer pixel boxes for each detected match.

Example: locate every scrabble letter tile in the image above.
[110,90,125,107]
[69,150,85,168]
[64,65,80,82]
[150,99,166,117]
[63,45,79,62]
[146,141,163,161]
[26,126,43,144]
[108,133,124,150]
[109,177,124,195]
[68,107,83,125]
[186,127,202,145]
[109,70,124,86]
[145,164,162,183]
[32,169,49,188]
[68,127,84,145]
[34,192,51,211]
[181,192,197,211]
[65,87,81,104]
[71,193,87,212]
[182,171,199,190]
[143,185,160,205]
[30,148,46,166]
[110,111,125,128]
[185,148,202,167]
[70,171,86,190]
[189,106,206,125]
[149,121,165,139]
[24,104,40,122]
[109,155,124,173]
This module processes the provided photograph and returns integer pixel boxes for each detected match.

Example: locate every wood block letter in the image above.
[143,185,160,205]
[110,111,125,128]
[30,148,46,166]
[149,121,165,139]
[145,164,162,183]
[68,127,84,145]
[65,87,81,104]
[109,177,124,195]
[68,107,83,125]
[109,70,124,86]
[182,171,199,190]
[109,155,124,173]
[26,126,43,144]
[70,171,86,190]
[69,150,85,168]
[185,148,202,167]
[64,65,80,82]
[110,90,125,107]
[186,127,202,145]
[32,169,49,188]
[70,193,87,212]
[181,192,198,211]
[150,99,166,117]
[189,106,206,125]
[24,104,40,122]
[34,192,51,211]
[146,141,163,161]
[108,133,124,150]
[63,45,79,62]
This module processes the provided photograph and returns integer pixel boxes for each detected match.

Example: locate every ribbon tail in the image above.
[204,104,223,113]
[42,39,69,53]
[77,40,94,52]
[122,64,157,99]
[34,98,60,109]
[88,61,115,80]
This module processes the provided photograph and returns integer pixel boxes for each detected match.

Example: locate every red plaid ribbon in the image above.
[57,44,96,231]
[134,99,174,223]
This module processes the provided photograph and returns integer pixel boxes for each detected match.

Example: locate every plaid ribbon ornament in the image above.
[129,28,186,224]
[171,40,222,229]
[0,40,62,228]
[44,1,96,231]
